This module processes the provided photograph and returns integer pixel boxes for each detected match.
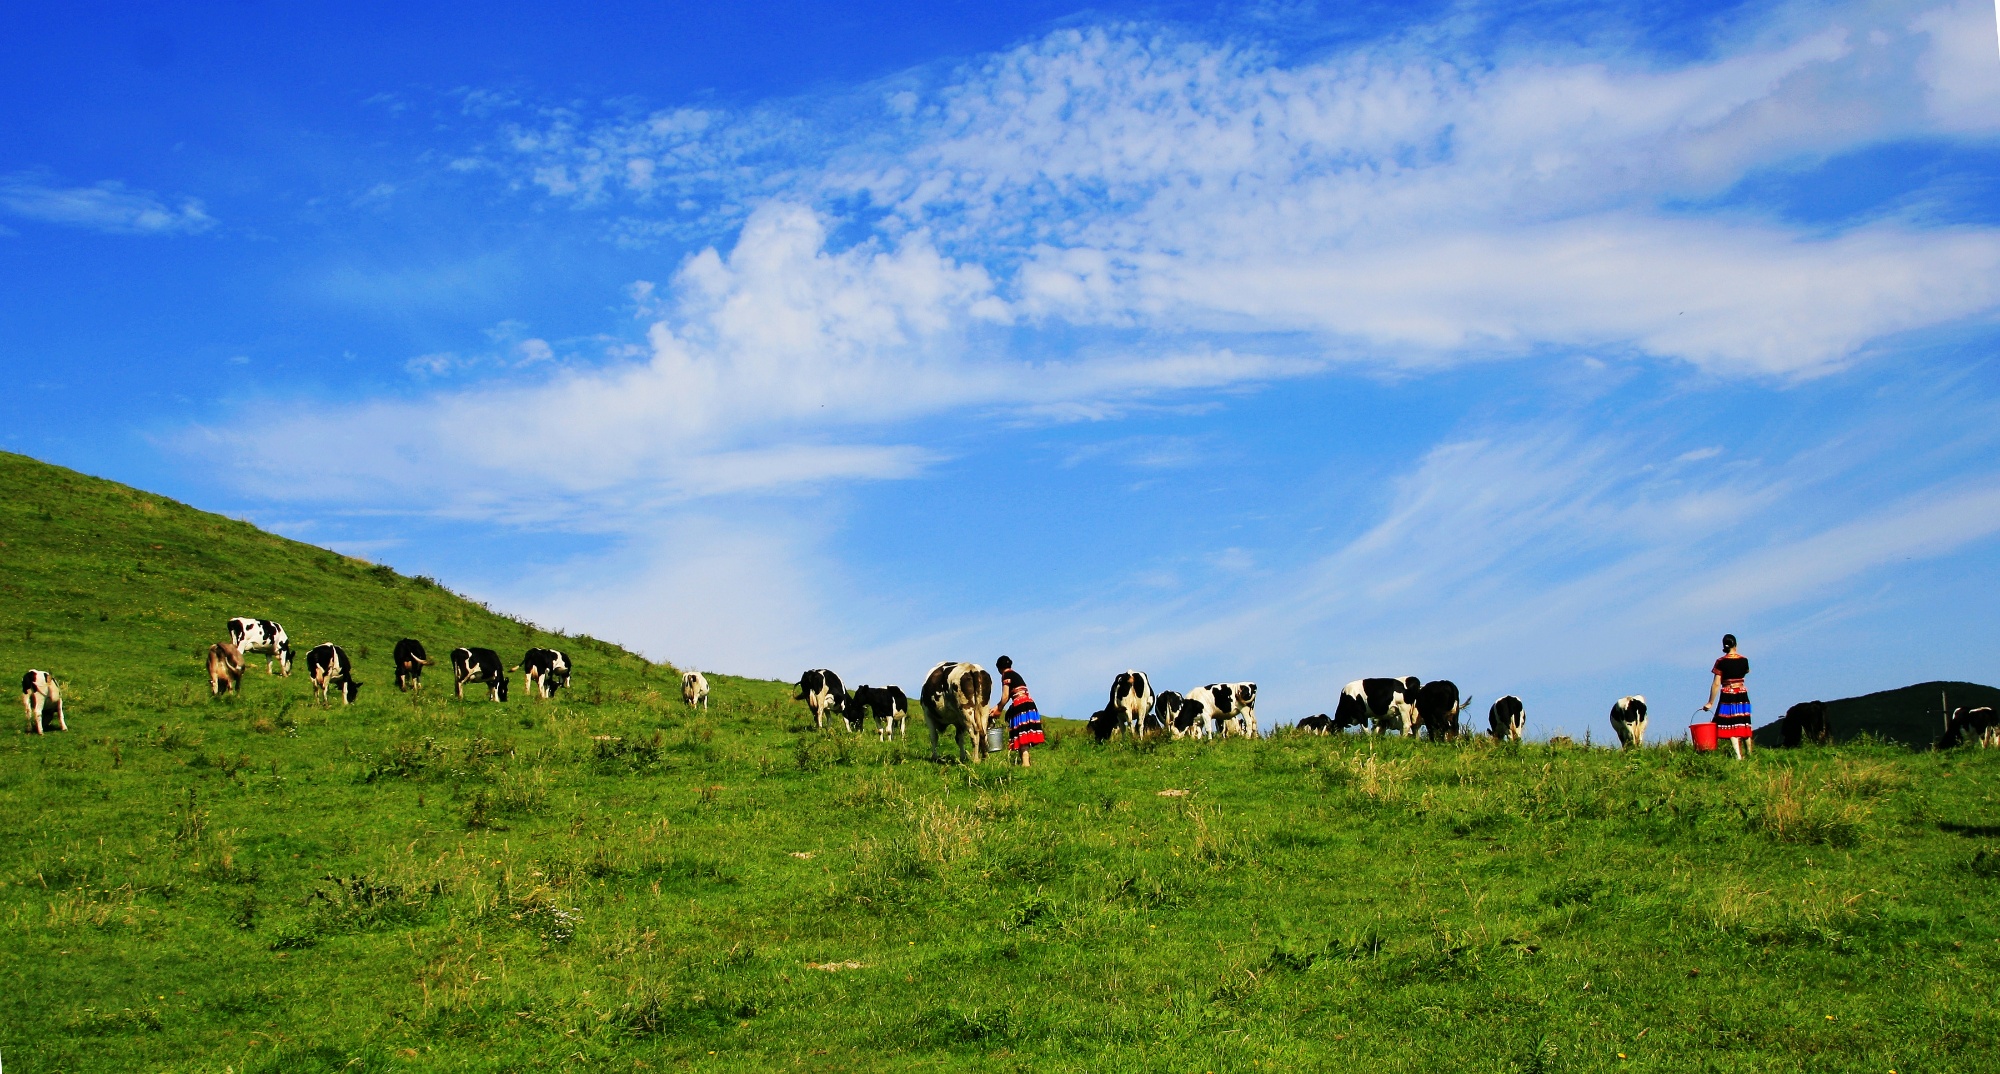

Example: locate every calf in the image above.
[517,648,572,699]
[682,670,710,710]
[306,643,362,705]
[1414,680,1471,741]
[1105,671,1155,737]
[1086,707,1122,742]
[393,639,431,692]
[226,617,293,676]
[1295,713,1336,735]
[1149,691,1184,735]
[20,670,65,734]
[1939,706,2000,749]
[919,661,993,763]
[1780,700,1831,747]
[795,669,847,730]
[1336,677,1421,735]
[1153,690,1206,738]
[1609,695,1648,748]
[207,642,245,697]
[1488,695,1526,741]
[451,647,509,701]
[849,684,908,740]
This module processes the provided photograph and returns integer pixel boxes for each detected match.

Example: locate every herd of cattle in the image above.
[15,621,2000,751]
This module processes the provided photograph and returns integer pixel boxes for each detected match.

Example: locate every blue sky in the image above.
[4,0,1999,737]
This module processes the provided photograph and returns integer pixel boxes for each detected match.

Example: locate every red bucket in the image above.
[1690,722,1719,752]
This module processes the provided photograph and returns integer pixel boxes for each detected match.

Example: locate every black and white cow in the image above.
[1086,707,1123,742]
[1781,700,1831,747]
[226,617,293,676]
[20,670,65,734]
[1939,706,1999,749]
[795,669,847,730]
[393,639,431,692]
[849,684,908,740]
[1609,695,1648,748]
[1295,713,1337,735]
[682,670,710,710]
[1105,671,1155,737]
[1335,677,1422,735]
[1188,682,1257,738]
[305,643,361,705]
[207,642,244,697]
[920,661,993,763]
[1414,680,1471,741]
[1154,690,1201,737]
[452,647,509,702]
[517,648,572,699]
[1488,695,1526,741]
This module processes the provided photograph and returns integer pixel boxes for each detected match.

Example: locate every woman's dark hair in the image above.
[995,655,1013,671]
[1722,634,1737,650]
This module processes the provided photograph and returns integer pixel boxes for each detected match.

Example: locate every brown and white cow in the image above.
[207,642,245,697]
[920,661,993,763]
[682,670,710,710]
[20,670,65,734]
[1609,695,1648,748]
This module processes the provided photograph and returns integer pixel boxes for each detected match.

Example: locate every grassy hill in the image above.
[3,450,2000,1073]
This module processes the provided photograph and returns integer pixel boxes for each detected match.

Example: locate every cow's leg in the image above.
[455,677,464,700]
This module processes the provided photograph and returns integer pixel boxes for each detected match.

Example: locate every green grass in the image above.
[4,450,2000,1072]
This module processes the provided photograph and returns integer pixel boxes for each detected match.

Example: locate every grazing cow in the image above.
[1336,677,1422,735]
[451,647,509,702]
[226,617,293,676]
[919,661,993,763]
[848,684,908,741]
[1086,707,1122,742]
[1296,713,1336,735]
[1105,671,1156,737]
[1414,680,1472,741]
[517,648,572,699]
[795,669,847,730]
[1609,695,1648,748]
[1488,695,1526,741]
[20,670,65,734]
[1186,682,1258,738]
[1152,690,1207,738]
[393,639,431,692]
[305,643,362,705]
[1780,700,1831,747]
[682,670,710,710]
[207,643,245,697]
[1939,706,2000,749]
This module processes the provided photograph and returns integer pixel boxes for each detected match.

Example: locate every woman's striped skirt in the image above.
[1715,691,1753,739]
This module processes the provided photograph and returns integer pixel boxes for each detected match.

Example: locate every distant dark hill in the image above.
[1753,680,2000,749]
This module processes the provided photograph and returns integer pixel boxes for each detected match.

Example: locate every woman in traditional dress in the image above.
[992,655,1044,767]
[1700,633,1753,758]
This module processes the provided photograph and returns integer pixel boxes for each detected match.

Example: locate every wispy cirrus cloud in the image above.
[0,172,214,235]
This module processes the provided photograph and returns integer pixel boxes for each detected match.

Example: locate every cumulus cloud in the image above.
[0,173,214,234]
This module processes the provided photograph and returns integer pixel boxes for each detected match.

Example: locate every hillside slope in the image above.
[2,452,1998,1074]
[0,449,666,699]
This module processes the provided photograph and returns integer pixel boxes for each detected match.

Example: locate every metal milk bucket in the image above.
[986,725,1006,754]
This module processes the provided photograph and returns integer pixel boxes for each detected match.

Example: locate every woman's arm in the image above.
[1701,671,1721,712]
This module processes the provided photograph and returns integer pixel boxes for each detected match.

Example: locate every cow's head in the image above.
[342,680,363,704]
[276,644,294,675]
[1235,683,1257,706]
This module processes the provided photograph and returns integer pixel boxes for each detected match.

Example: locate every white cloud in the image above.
[0,173,214,234]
